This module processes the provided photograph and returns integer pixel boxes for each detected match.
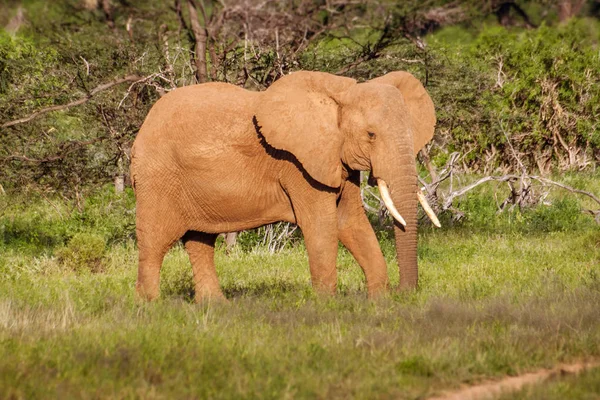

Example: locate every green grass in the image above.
[1,179,600,399]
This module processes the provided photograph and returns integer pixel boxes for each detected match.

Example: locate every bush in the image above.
[426,19,600,173]
[0,186,135,254]
[55,232,107,273]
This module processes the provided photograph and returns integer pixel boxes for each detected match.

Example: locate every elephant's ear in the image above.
[255,71,356,188]
[369,71,436,155]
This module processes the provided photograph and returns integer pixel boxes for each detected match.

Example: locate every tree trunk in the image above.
[114,154,124,193]
[224,232,238,252]
[187,0,209,83]
[496,1,536,28]
[101,0,114,29]
[5,5,25,34]
[558,0,585,21]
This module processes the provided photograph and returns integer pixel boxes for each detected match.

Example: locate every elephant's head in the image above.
[255,70,436,289]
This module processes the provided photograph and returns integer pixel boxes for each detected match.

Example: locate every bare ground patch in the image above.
[429,361,600,400]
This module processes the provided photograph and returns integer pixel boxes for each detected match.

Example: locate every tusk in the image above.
[377,179,406,227]
[417,188,441,228]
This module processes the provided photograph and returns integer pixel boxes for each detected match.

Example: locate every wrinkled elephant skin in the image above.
[131,71,436,301]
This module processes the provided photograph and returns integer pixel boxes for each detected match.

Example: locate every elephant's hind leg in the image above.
[136,227,181,301]
[135,201,185,301]
[182,231,225,302]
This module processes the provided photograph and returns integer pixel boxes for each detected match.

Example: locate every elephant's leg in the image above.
[337,173,389,297]
[136,228,180,301]
[182,231,225,302]
[135,198,186,301]
[295,194,339,295]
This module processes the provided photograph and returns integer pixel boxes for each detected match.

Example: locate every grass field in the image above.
[1,176,599,399]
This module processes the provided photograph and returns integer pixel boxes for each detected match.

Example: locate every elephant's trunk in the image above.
[393,178,418,290]
[374,143,419,290]
[391,164,419,290]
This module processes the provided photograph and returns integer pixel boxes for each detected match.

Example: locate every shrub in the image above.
[55,232,107,273]
[427,19,600,173]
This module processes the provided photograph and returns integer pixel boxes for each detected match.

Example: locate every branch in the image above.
[441,174,600,215]
[1,75,142,129]
[442,175,518,210]
[1,136,107,164]
[531,176,600,207]
[187,0,209,83]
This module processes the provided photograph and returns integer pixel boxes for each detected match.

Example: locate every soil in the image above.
[428,361,600,400]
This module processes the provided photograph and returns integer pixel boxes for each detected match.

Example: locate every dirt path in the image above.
[428,361,600,400]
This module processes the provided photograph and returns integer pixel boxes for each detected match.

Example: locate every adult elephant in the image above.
[131,70,438,301]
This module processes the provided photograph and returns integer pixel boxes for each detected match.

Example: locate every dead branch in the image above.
[5,5,25,34]
[441,174,600,217]
[417,149,600,224]
[39,191,65,219]
[117,74,164,107]
[442,175,514,210]
[1,75,142,129]
[126,15,134,42]
[533,176,600,206]
[2,136,107,163]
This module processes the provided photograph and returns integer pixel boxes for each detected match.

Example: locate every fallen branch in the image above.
[534,176,600,205]
[1,75,142,129]
[441,174,600,218]
[442,175,515,210]
[416,151,600,223]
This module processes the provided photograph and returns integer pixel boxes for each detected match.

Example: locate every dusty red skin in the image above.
[130,70,436,302]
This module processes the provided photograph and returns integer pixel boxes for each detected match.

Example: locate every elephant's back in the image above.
[136,83,257,145]
[130,82,263,193]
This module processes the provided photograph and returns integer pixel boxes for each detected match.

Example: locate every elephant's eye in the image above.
[368,131,376,139]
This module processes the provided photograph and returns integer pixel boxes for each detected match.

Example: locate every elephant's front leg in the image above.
[337,172,389,297]
[182,231,225,302]
[294,191,340,295]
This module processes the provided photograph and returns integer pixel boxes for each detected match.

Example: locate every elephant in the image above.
[130,70,438,301]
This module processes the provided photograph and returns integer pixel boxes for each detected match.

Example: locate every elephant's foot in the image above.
[194,287,228,304]
[135,262,163,301]
[311,273,338,296]
[135,279,160,302]
[366,280,389,299]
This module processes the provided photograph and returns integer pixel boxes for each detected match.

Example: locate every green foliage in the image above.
[0,185,135,255]
[395,356,435,377]
[55,232,106,273]
[523,197,589,232]
[0,1,166,194]
[0,32,62,103]
[427,18,600,172]
[441,191,595,234]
